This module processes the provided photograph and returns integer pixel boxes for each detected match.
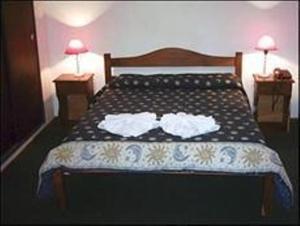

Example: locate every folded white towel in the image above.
[97,112,159,137]
[159,112,220,139]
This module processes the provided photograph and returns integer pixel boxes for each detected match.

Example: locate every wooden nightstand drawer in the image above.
[256,82,292,95]
[56,82,91,97]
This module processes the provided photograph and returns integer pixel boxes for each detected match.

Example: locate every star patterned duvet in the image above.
[37,73,293,209]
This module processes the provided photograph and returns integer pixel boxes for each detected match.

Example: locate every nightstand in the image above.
[54,73,94,125]
[253,73,294,132]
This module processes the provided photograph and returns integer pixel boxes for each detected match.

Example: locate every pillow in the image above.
[109,73,242,89]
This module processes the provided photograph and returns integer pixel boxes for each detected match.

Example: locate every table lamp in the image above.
[255,35,277,78]
[65,39,88,76]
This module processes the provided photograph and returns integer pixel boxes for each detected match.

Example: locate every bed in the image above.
[37,48,293,216]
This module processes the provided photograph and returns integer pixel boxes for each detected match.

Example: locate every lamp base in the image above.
[74,73,84,77]
[258,73,272,79]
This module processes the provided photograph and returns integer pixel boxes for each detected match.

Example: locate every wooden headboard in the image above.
[104,47,242,84]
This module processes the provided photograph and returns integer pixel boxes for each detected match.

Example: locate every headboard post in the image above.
[235,52,242,78]
[104,53,112,83]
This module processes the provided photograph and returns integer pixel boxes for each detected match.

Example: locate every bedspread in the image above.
[37,73,293,209]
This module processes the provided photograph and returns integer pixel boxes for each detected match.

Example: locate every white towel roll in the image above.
[97,112,159,137]
[159,112,220,139]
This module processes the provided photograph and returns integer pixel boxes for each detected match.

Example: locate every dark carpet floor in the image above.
[1,118,299,225]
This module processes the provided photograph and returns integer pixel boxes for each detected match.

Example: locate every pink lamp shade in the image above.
[255,35,277,51]
[64,39,88,55]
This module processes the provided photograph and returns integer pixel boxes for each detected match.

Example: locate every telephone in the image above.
[273,68,292,80]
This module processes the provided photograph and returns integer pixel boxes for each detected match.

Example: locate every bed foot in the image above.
[261,174,273,217]
[53,169,67,211]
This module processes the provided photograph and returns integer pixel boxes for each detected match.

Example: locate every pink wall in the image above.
[34,1,298,122]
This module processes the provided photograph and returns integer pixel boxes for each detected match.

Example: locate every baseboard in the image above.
[1,119,53,172]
